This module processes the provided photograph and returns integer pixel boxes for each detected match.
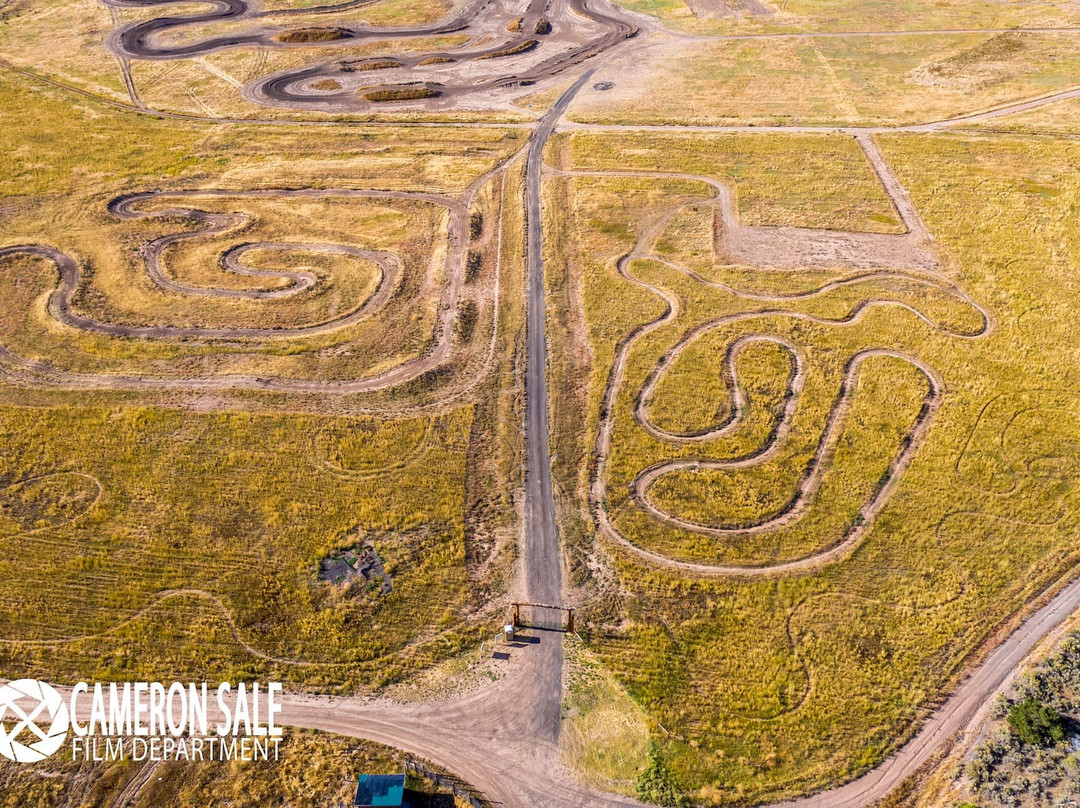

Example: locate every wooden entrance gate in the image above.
[511,602,574,633]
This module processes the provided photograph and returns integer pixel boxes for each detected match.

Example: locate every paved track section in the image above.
[7,48,1077,132]
[106,0,639,111]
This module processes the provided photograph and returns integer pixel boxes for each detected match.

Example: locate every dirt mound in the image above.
[274,27,349,44]
[908,33,1040,91]
[362,86,440,102]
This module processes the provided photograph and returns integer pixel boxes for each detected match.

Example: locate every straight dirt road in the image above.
[523,69,596,608]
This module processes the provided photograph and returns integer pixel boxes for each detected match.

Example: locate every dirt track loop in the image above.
[567,136,993,577]
[0,182,485,393]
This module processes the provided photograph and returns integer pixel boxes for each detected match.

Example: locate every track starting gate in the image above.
[511,602,575,633]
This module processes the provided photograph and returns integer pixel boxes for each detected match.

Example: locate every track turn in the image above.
[566,137,994,576]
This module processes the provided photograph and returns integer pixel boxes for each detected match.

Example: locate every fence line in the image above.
[405,757,492,807]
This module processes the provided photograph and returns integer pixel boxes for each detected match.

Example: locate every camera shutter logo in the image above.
[0,679,70,762]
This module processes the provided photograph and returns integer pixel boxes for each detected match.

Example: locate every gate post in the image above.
[512,603,520,628]
[567,608,574,634]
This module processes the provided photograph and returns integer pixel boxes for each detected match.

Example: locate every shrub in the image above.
[465,251,482,283]
[1007,698,1066,747]
[456,300,478,342]
[636,742,686,807]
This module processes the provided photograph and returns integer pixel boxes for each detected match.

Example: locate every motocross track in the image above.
[0,176,499,396]
[105,0,639,111]
[561,136,997,576]
[3,0,1080,805]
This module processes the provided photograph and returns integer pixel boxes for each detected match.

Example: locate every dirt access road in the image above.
[276,74,1080,806]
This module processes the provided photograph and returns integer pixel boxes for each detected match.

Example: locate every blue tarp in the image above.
[354,773,406,807]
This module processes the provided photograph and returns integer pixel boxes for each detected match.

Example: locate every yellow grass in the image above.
[546,130,1080,803]
[569,33,1080,127]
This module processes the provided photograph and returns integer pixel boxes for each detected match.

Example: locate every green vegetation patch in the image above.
[967,631,1080,806]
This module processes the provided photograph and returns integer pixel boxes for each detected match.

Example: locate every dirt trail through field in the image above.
[548,137,996,575]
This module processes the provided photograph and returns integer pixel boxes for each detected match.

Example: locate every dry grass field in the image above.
[4,0,1080,803]
[614,0,1080,34]
[0,404,478,689]
[545,129,1080,802]
[0,69,524,393]
[0,66,530,693]
[568,31,1080,127]
[0,726,473,808]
